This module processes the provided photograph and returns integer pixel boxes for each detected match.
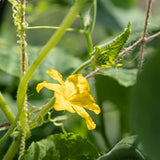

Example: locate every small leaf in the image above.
[91,22,131,68]
[102,68,137,87]
[24,133,99,160]
[97,135,147,160]
[79,0,96,33]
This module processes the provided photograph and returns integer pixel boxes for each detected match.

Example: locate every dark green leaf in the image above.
[95,74,131,139]
[97,135,147,160]
[130,50,160,160]
[102,68,137,87]
[79,0,96,33]
[24,133,99,160]
[0,45,82,81]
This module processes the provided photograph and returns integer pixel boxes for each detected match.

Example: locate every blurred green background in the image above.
[0,0,160,159]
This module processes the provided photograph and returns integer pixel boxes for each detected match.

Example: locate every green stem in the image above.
[0,103,23,145]
[84,0,96,52]
[72,56,94,74]
[30,97,55,129]
[85,33,93,53]
[0,92,15,124]
[3,137,21,160]
[26,26,85,34]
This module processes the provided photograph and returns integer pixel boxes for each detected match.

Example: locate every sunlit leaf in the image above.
[24,133,99,160]
[92,22,131,68]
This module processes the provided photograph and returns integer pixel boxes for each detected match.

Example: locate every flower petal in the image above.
[46,69,64,85]
[64,74,90,100]
[36,81,62,93]
[73,105,96,130]
[54,93,75,113]
[70,92,101,114]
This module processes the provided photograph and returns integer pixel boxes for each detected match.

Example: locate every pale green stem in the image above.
[30,97,55,129]
[26,26,85,34]
[0,92,15,124]
[72,56,94,74]
[3,137,21,160]
[73,0,97,74]
[85,33,93,53]
[84,0,96,52]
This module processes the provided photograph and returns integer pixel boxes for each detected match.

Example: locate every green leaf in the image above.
[97,135,147,160]
[130,50,160,160]
[95,74,131,138]
[79,0,96,33]
[24,133,99,160]
[0,44,82,81]
[92,22,131,68]
[102,68,137,87]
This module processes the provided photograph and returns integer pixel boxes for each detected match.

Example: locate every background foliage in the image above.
[0,0,160,159]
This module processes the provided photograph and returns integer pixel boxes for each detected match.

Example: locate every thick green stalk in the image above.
[0,92,15,124]
[29,97,55,129]
[3,137,21,160]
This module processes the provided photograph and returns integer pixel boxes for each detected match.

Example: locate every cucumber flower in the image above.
[36,69,101,130]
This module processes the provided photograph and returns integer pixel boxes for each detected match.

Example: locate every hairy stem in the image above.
[138,0,152,72]
[85,68,101,79]
[3,137,21,160]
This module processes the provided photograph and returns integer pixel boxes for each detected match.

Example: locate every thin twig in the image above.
[118,38,143,59]
[138,0,153,71]
[0,122,10,128]
[146,31,160,41]
[118,31,160,59]
[85,68,101,79]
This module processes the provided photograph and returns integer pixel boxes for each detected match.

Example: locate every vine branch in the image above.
[138,0,153,71]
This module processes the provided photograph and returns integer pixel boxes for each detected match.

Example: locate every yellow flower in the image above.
[36,69,101,130]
